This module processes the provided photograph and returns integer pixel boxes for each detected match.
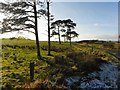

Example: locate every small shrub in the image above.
[10,37,16,40]
[103,42,114,49]
[54,55,68,65]
[66,51,84,62]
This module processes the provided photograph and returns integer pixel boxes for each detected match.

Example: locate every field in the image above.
[1,38,120,89]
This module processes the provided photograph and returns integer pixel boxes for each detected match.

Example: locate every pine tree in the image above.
[0,1,47,59]
[51,19,79,45]
[63,19,78,45]
[51,20,63,44]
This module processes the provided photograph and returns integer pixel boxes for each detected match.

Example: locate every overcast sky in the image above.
[0,0,119,41]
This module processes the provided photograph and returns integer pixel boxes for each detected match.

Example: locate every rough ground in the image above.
[65,62,118,89]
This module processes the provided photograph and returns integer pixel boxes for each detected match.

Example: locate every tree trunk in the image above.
[64,37,65,42]
[70,30,71,46]
[47,2,51,56]
[70,37,71,46]
[34,2,41,59]
[58,26,61,44]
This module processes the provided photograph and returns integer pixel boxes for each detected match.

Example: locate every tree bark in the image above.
[47,2,51,56]
[58,26,61,44]
[69,29,71,46]
[34,2,41,59]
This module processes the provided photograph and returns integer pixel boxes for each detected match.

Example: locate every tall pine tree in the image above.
[0,0,47,59]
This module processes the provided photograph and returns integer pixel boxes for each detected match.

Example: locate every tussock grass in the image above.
[1,38,119,88]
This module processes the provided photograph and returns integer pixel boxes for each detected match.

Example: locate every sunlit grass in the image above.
[1,38,119,88]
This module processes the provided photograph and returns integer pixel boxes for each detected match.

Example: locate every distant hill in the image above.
[76,40,116,44]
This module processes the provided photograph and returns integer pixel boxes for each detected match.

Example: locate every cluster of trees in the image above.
[0,0,79,59]
[51,19,79,45]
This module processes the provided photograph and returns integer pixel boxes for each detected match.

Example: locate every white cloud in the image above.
[93,23,99,26]
[95,34,118,41]
[93,23,115,27]
[76,33,118,41]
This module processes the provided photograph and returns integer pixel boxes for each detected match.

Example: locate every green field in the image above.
[1,38,120,89]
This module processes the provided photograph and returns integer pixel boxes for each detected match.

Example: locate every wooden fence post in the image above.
[30,62,34,82]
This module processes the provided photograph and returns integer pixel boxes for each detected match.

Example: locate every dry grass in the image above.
[23,79,51,89]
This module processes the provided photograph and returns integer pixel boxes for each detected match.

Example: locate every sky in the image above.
[0,0,119,41]
[51,2,118,41]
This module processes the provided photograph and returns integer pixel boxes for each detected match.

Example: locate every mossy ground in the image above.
[0,38,119,89]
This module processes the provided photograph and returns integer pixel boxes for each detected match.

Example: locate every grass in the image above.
[1,38,119,89]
